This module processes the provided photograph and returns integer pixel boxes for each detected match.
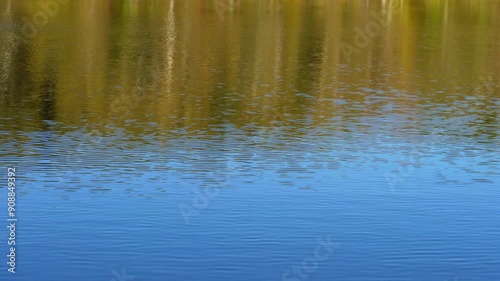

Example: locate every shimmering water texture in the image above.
[0,1,499,281]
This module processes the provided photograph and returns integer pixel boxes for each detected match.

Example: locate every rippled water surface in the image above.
[0,1,499,280]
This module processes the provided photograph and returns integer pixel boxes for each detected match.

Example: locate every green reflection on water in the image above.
[0,0,498,138]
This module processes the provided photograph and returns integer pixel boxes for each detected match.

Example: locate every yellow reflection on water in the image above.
[0,0,498,133]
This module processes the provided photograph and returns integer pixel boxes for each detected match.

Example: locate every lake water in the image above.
[0,1,499,280]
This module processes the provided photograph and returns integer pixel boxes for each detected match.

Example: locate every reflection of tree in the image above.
[0,0,498,137]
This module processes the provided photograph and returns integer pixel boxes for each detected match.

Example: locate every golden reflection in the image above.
[0,0,498,134]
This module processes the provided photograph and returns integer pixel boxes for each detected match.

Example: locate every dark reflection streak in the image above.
[40,70,57,126]
[295,3,325,105]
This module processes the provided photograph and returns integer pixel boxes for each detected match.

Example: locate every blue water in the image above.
[1,1,500,280]
[1,122,498,281]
